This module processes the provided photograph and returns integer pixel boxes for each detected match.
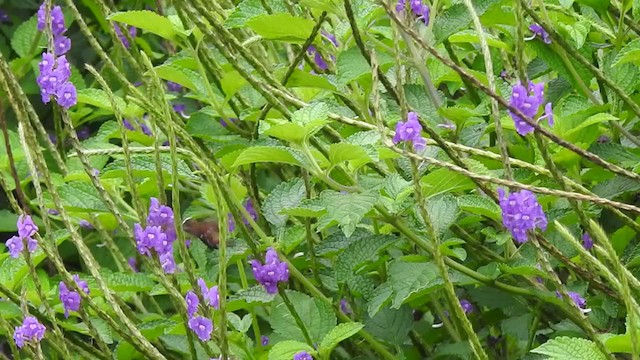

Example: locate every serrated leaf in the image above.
[329,143,371,165]
[292,103,329,126]
[317,191,378,237]
[457,195,500,221]
[101,155,196,180]
[185,108,234,142]
[270,291,336,343]
[316,228,370,256]
[108,11,181,40]
[613,38,640,67]
[426,195,459,236]
[263,178,306,227]
[367,282,393,318]
[388,260,441,308]
[154,63,206,94]
[532,337,606,360]
[334,233,396,283]
[100,270,156,292]
[232,146,302,167]
[336,47,392,86]
[0,300,21,320]
[268,341,315,360]
[247,14,315,43]
[364,306,412,345]
[228,312,252,333]
[592,177,640,199]
[228,285,276,311]
[421,169,476,198]
[76,89,127,114]
[225,0,288,28]
[57,181,108,212]
[11,15,44,58]
[318,323,364,357]
[433,0,502,43]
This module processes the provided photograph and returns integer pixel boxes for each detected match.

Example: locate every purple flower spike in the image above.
[159,251,176,274]
[37,4,65,35]
[307,45,329,71]
[397,0,430,25]
[14,316,45,348]
[529,24,551,44]
[261,335,270,346]
[459,299,474,315]
[185,290,199,317]
[498,188,547,244]
[322,32,339,47]
[393,111,425,152]
[508,81,551,136]
[582,233,594,250]
[73,274,90,294]
[59,282,81,318]
[251,248,289,294]
[18,215,38,239]
[188,316,213,342]
[243,199,258,224]
[197,278,220,310]
[294,351,313,360]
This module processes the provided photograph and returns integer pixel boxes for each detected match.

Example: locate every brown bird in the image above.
[183,219,220,248]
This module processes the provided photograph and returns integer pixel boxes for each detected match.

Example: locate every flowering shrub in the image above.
[1,0,640,359]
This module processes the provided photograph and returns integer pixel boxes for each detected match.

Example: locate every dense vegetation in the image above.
[1,0,640,359]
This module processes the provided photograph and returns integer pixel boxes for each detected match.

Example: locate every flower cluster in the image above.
[582,232,593,250]
[294,351,313,360]
[528,24,551,44]
[396,0,430,25]
[134,198,177,273]
[59,275,90,318]
[227,199,259,233]
[185,278,218,341]
[392,111,426,152]
[306,32,339,71]
[251,248,289,294]
[498,188,547,244]
[113,23,137,49]
[14,316,46,348]
[6,215,39,258]
[36,2,77,109]
[508,81,553,136]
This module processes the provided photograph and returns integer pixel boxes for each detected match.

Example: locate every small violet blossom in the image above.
[0,10,9,23]
[557,291,591,314]
[459,299,474,315]
[128,257,138,272]
[582,233,594,250]
[528,24,551,44]
[197,278,220,310]
[340,299,352,315]
[251,248,289,294]
[185,290,199,317]
[79,220,94,230]
[167,81,183,92]
[508,81,553,136]
[261,335,270,346]
[188,316,213,342]
[134,198,178,274]
[227,199,259,232]
[58,275,89,318]
[498,188,547,244]
[113,23,137,49]
[6,215,39,258]
[397,0,430,25]
[13,316,46,348]
[294,351,313,360]
[393,111,426,152]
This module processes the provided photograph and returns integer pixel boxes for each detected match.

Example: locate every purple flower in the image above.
[397,0,430,25]
[123,119,136,131]
[147,198,175,229]
[40,52,55,74]
[188,316,213,342]
[14,316,45,348]
[243,199,258,224]
[508,81,552,136]
[0,10,9,23]
[220,118,239,127]
[159,251,176,274]
[167,81,183,92]
[498,188,547,244]
[251,248,289,294]
[197,278,220,309]
[37,53,76,108]
[173,103,189,118]
[77,127,91,141]
[322,32,339,47]
[113,23,137,49]
[6,236,23,258]
[18,215,38,239]
[227,213,236,233]
[140,123,152,136]
[37,3,66,35]
[529,24,551,44]
[307,45,329,71]
[393,111,426,152]
[134,224,151,256]
[59,282,81,318]
[557,291,590,313]
[73,274,89,294]
[294,351,313,360]
[128,257,138,272]
[79,220,93,230]
[185,290,199,317]
[261,335,269,346]
[54,35,71,55]
[340,299,352,315]
[582,233,593,250]
[56,81,77,109]
[459,299,474,314]
[48,209,59,215]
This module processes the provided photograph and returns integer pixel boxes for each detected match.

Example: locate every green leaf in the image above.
[316,228,370,256]
[457,195,501,221]
[57,181,108,212]
[228,285,276,311]
[268,341,315,360]
[592,177,640,199]
[329,143,371,165]
[433,0,502,43]
[11,15,44,58]
[108,11,181,40]
[612,38,640,67]
[102,155,197,180]
[367,282,393,318]
[388,260,441,308]
[154,63,206,94]
[0,300,21,320]
[232,146,302,167]
[263,178,306,227]
[421,169,476,198]
[0,210,19,232]
[334,233,397,283]
[364,306,412,345]
[185,108,234,142]
[427,195,459,236]
[225,0,288,28]
[247,14,315,43]
[76,89,127,114]
[292,103,329,126]
[228,312,253,333]
[317,191,378,237]
[286,70,337,91]
[532,337,607,360]
[336,47,373,86]
[318,323,364,357]
[101,270,156,292]
[270,291,336,343]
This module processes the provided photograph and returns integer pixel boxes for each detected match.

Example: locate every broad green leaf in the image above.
[317,191,378,237]
[532,337,607,360]
[0,299,21,320]
[270,291,336,343]
[160,335,211,358]
[315,228,370,256]
[433,0,502,43]
[0,210,19,232]
[225,0,288,28]
[364,305,412,345]
[11,15,44,58]
[108,11,181,40]
[58,181,108,212]
[421,169,475,198]
[613,39,640,67]
[76,89,127,114]
[334,233,397,283]
[228,286,276,311]
[427,195,459,236]
[292,103,329,126]
[247,14,315,43]
[268,341,315,360]
[232,146,302,167]
[319,323,364,357]
[154,63,207,94]
[286,70,337,90]
[329,143,371,165]
[264,121,328,143]
[561,21,590,48]
[101,155,197,180]
[139,318,177,341]
[388,260,441,308]
[448,30,509,50]
[185,108,235,142]
[228,312,252,333]
[336,47,392,86]
[592,177,640,199]
[101,270,156,292]
[263,178,306,227]
[457,195,500,221]
[367,283,393,318]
